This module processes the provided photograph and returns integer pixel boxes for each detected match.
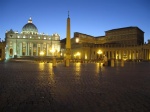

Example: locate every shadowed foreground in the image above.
[0,61,150,112]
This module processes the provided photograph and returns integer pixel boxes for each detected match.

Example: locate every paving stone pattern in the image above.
[0,60,150,112]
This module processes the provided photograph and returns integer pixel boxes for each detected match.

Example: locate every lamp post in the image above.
[97,50,102,60]
[50,48,56,67]
[39,51,44,62]
[40,51,44,56]
[76,52,80,59]
[97,50,103,67]
[50,49,54,57]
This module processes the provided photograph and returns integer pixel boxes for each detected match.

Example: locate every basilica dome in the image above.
[22,17,38,34]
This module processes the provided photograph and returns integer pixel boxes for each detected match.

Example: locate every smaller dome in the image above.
[22,17,38,34]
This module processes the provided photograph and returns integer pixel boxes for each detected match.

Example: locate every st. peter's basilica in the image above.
[5,17,60,59]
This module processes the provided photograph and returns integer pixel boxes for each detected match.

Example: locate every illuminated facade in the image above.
[5,18,60,59]
[61,27,150,61]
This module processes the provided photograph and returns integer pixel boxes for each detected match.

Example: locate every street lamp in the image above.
[76,52,81,59]
[40,51,44,56]
[74,54,76,59]
[97,50,102,59]
[75,37,79,43]
[50,48,55,56]
[50,48,56,67]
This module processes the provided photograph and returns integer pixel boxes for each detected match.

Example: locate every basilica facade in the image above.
[5,18,60,59]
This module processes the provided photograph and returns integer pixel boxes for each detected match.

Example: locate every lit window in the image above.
[76,38,79,43]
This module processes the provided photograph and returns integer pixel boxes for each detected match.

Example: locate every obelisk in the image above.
[65,11,71,67]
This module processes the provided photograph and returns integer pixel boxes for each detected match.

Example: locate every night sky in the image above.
[0,0,150,42]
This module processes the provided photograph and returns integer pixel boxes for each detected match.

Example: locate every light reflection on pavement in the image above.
[0,61,150,112]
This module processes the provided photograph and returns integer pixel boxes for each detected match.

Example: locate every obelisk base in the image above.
[53,58,56,67]
[65,59,70,67]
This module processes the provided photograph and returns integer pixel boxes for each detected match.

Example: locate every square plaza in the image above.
[0,60,150,112]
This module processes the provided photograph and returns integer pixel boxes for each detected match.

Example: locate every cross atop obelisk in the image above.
[68,11,69,18]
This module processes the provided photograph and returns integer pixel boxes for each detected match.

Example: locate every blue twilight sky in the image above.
[0,0,150,42]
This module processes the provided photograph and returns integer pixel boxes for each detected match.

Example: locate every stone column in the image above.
[20,43,22,56]
[36,44,38,56]
[45,43,47,56]
[130,50,132,60]
[131,50,133,60]
[143,49,145,60]
[121,50,124,60]
[118,50,120,60]
[115,51,118,59]
[111,51,114,59]
[147,49,149,60]
[134,50,136,60]
[47,44,49,56]
[40,44,43,52]
[146,49,148,60]
[128,50,130,59]
[13,42,16,56]
[137,50,139,59]
[141,49,143,60]
[126,50,128,60]
[28,43,30,56]
[144,49,146,60]
[108,51,110,59]
[31,43,33,56]
[132,50,134,60]
[26,43,28,56]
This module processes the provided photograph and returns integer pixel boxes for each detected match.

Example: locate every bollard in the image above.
[121,59,124,67]
[53,58,56,67]
[111,59,114,67]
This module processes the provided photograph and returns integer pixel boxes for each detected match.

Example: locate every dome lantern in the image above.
[28,17,32,23]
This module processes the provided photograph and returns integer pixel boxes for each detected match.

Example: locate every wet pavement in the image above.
[0,60,150,112]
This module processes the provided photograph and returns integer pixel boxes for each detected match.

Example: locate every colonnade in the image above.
[75,46,150,61]
[95,48,150,60]
[7,41,60,58]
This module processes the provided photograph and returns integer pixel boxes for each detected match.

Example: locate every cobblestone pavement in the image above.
[0,60,150,112]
